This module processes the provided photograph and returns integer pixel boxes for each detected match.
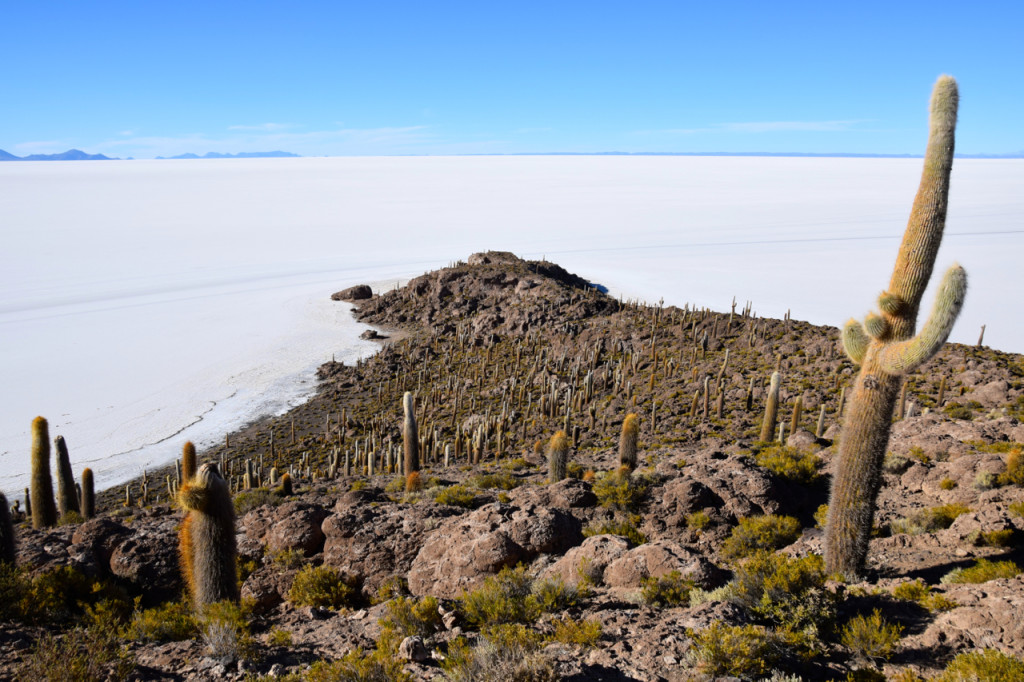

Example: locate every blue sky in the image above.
[2,1,1022,159]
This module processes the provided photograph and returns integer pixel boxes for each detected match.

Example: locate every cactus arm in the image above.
[842,319,869,364]
[876,264,967,375]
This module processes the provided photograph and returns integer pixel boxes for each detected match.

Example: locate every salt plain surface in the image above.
[2,156,1022,499]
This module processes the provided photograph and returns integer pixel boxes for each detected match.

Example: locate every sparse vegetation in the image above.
[941,558,1022,584]
[721,514,802,560]
[288,564,359,609]
[936,648,1024,681]
[755,445,822,483]
[639,570,693,607]
[840,609,903,661]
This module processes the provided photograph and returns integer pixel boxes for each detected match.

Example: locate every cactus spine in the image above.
[759,372,781,443]
[619,414,639,470]
[825,76,967,579]
[402,392,420,491]
[548,431,569,482]
[178,463,239,607]
[0,493,15,565]
[54,435,80,517]
[81,468,95,519]
[30,417,58,529]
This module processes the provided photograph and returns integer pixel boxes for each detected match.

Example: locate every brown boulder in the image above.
[246,501,329,557]
[108,518,182,603]
[543,534,633,586]
[331,284,373,301]
[408,502,582,598]
[603,540,725,590]
[71,518,132,567]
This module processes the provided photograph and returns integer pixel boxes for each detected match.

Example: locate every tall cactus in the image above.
[81,468,95,519]
[825,76,967,579]
[182,441,198,482]
[54,435,80,517]
[759,372,781,443]
[548,431,569,482]
[619,413,639,470]
[30,417,57,529]
[0,492,15,565]
[402,392,420,491]
[178,462,239,607]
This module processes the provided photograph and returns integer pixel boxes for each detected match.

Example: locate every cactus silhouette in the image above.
[54,435,80,517]
[759,372,781,443]
[825,76,967,579]
[178,463,239,606]
[402,392,420,491]
[619,413,639,470]
[548,430,569,482]
[30,417,58,529]
[0,492,15,564]
[81,468,95,519]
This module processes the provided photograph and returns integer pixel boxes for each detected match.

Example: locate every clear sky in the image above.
[2,1,1022,159]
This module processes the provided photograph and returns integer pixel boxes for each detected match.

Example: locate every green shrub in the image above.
[639,570,694,607]
[1008,500,1024,518]
[890,503,970,535]
[548,618,602,647]
[22,624,134,682]
[583,516,647,545]
[0,563,28,621]
[814,504,829,528]
[591,467,651,512]
[891,579,957,612]
[442,624,556,682]
[234,488,283,515]
[840,609,903,661]
[970,529,1016,547]
[687,622,785,679]
[305,643,413,682]
[974,471,1000,490]
[21,565,96,624]
[686,510,710,530]
[531,577,583,612]
[941,558,1022,584]
[379,595,443,638]
[907,446,931,465]
[434,484,477,508]
[460,565,539,627]
[288,565,359,609]
[755,445,822,483]
[372,576,409,604]
[936,648,1024,681]
[501,457,532,472]
[126,599,199,641]
[721,515,802,560]
[469,472,520,490]
[883,451,912,474]
[200,600,255,662]
[731,551,834,633]
[939,477,957,490]
[267,627,293,647]
[271,548,306,569]
[943,402,975,420]
[997,448,1024,486]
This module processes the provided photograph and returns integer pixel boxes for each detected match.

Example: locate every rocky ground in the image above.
[3,251,1024,681]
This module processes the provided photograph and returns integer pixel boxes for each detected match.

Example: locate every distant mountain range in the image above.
[155,151,300,159]
[0,148,116,161]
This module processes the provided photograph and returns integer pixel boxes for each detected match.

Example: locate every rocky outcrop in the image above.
[331,284,373,301]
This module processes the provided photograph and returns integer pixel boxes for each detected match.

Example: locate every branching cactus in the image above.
[178,462,239,607]
[619,413,639,470]
[548,431,569,482]
[402,392,420,492]
[30,417,58,529]
[825,76,968,579]
[54,435,80,517]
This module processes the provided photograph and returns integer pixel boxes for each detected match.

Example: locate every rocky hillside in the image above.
[3,252,1024,681]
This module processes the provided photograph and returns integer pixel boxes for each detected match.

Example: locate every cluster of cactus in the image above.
[825,76,967,579]
[178,462,239,606]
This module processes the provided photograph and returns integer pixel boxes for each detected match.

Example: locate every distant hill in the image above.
[0,148,115,161]
[155,151,300,159]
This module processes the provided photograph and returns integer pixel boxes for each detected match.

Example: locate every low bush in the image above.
[840,609,903,661]
[731,551,834,634]
[939,477,957,490]
[531,577,584,612]
[379,595,443,638]
[234,488,283,515]
[548,618,602,647]
[126,599,199,641]
[890,503,970,535]
[639,570,694,608]
[267,627,293,647]
[305,644,413,682]
[22,625,134,682]
[941,558,1022,584]
[591,467,651,512]
[288,565,359,609]
[372,576,409,604]
[583,516,647,545]
[434,484,477,508]
[442,624,556,682]
[814,504,829,528]
[755,445,822,484]
[943,402,976,420]
[686,510,710,530]
[460,565,539,627]
[721,515,802,560]
[936,648,1024,681]
[687,622,786,679]
[1008,500,1024,518]
[200,600,255,663]
[890,579,957,612]
[469,472,520,490]
[997,448,1024,486]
